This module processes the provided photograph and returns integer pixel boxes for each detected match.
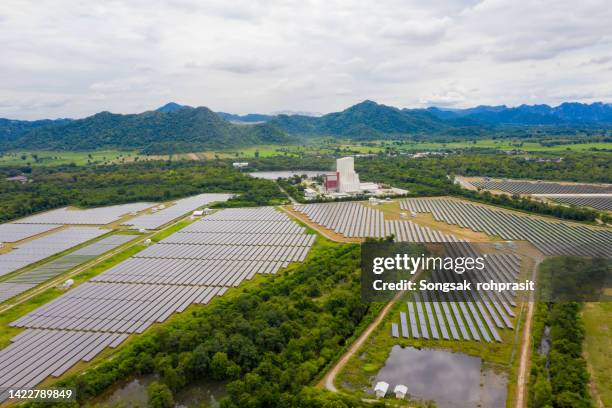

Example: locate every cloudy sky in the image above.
[1,0,611,119]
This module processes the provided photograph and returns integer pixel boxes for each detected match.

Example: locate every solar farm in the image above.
[0,227,108,278]
[12,202,155,225]
[467,179,612,195]
[123,193,234,230]
[400,198,612,258]
[391,244,521,343]
[547,195,612,211]
[0,234,136,303]
[1,206,314,394]
[293,202,458,242]
[0,224,62,243]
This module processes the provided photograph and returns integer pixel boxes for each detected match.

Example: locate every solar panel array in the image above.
[400,198,612,258]
[123,193,233,230]
[0,228,108,278]
[293,202,457,242]
[13,203,155,225]
[0,224,62,243]
[0,235,135,303]
[548,196,612,211]
[392,244,521,343]
[2,207,313,392]
[468,180,612,194]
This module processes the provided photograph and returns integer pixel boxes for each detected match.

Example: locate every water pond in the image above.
[248,170,327,180]
[98,375,226,407]
[371,346,507,408]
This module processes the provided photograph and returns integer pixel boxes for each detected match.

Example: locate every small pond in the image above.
[248,170,327,180]
[371,346,507,408]
[98,375,226,407]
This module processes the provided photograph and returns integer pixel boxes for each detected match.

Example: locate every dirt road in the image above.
[515,258,541,408]
[319,290,403,392]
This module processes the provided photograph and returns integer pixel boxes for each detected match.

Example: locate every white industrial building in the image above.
[337,157,361,193]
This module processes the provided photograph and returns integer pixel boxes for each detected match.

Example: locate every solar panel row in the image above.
[0,235,135,303]
[13,202,155,225]
[0,227,108,278]
[468,180,612,195]
[393,243,520,343]
[0,224,62,243]
[293,202,457,242]
[123,193,233,230]
[400,198,612,258]
[548,196,612,211]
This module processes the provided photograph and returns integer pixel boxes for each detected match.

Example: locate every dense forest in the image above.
[0,161,287,223]
[529,258,598,408]
[29,241,380,408]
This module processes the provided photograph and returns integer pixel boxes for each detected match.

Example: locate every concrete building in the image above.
[232,162,249,168]
[337,157,360,193]
[374,381,389,398]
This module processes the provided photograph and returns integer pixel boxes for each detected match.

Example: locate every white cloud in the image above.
[0,0,611,119]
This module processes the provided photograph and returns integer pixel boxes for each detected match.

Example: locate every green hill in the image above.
[3,106,293,153]
[269,100,450,138]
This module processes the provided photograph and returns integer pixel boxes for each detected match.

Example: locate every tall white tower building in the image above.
[337,157,361,193]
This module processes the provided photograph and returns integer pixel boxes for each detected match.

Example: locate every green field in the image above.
[0,150,135,166]
[1,138,610,168]
[582,302,612,407]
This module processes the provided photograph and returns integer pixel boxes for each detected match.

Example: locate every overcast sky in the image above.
[1,0,611,119]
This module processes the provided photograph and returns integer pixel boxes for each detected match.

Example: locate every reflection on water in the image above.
[248,170,327,180]
[98,375,226,408]
[372,346,507,408]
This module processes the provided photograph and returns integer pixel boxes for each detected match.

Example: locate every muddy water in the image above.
[372,346,507,408]
[98,375,226,407]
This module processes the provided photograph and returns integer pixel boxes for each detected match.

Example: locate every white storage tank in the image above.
[374,381,389,398]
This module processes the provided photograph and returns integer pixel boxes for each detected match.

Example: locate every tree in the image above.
[147,382,174,408]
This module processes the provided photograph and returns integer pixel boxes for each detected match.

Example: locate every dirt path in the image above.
[319,290,403,392]
[515,258,541,408]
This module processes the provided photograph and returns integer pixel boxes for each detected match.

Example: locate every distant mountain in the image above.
[271,110,323,117]
[0,118,72,143]
[216,112,273,123]
[156,102,188,113]
[2,100,611,154]
[413,102,612,125]
[270,100,450,138]
[2,106,292,153]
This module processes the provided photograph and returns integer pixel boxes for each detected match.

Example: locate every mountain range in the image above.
[1,100,611,153]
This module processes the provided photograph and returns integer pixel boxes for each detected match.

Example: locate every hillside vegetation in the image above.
[0,107,292,153]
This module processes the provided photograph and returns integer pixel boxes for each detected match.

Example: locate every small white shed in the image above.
[192,210,204,216]
[394,384,408,399]
[374,381,389,398]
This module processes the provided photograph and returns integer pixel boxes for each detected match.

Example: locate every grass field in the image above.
[390,139,612,152]
[582,302,612,407]
[0,150,135,166]
[2,138,609,167]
